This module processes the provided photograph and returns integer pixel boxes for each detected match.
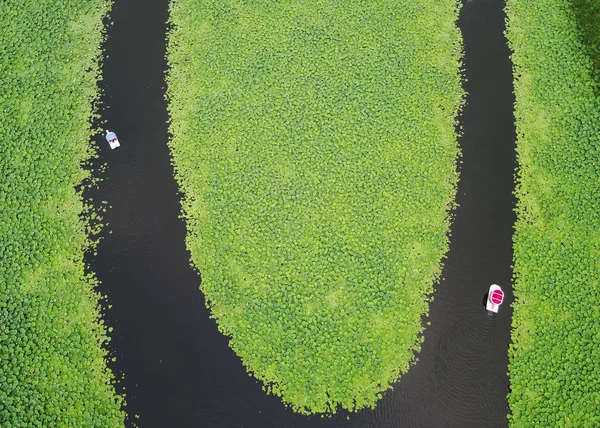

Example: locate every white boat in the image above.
[105,129,120,149]
[486,284,504,313]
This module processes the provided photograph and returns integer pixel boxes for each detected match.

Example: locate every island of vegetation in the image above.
[166,0,464,414]
[506,0,600,425]
[0,1,125,426]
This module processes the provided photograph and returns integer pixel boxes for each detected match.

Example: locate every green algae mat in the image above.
[167,0,463,414]
[0,1,124,426]
[506,0,600,426]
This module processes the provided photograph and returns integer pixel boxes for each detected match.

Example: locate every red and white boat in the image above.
[105,129,120,149]
[486,284,504,313]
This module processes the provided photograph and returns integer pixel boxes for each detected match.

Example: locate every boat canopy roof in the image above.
[106,132,117,141]
[490,289,504,305]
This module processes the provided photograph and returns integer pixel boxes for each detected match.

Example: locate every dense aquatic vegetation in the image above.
[505,0,600,426]
[167,0,463,414]
[0,1,125,426]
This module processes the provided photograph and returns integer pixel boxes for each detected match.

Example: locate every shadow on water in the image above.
[88,0,515,426]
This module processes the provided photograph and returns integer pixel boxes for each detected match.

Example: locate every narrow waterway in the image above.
[353,0,518,424]
[90,0,515,427]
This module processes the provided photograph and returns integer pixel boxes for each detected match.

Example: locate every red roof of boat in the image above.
[490,289,504,305]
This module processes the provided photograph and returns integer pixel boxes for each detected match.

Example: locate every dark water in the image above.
[90,0,515,426]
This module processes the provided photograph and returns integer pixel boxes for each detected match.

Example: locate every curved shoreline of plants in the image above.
[505,0,600,426]
[0,1,125,426]
[166,0,464,414]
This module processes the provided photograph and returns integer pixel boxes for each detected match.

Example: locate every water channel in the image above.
[90,0,516,426]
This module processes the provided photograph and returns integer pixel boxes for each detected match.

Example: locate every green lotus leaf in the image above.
[506,0,600,425]
[166,0,464,415]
